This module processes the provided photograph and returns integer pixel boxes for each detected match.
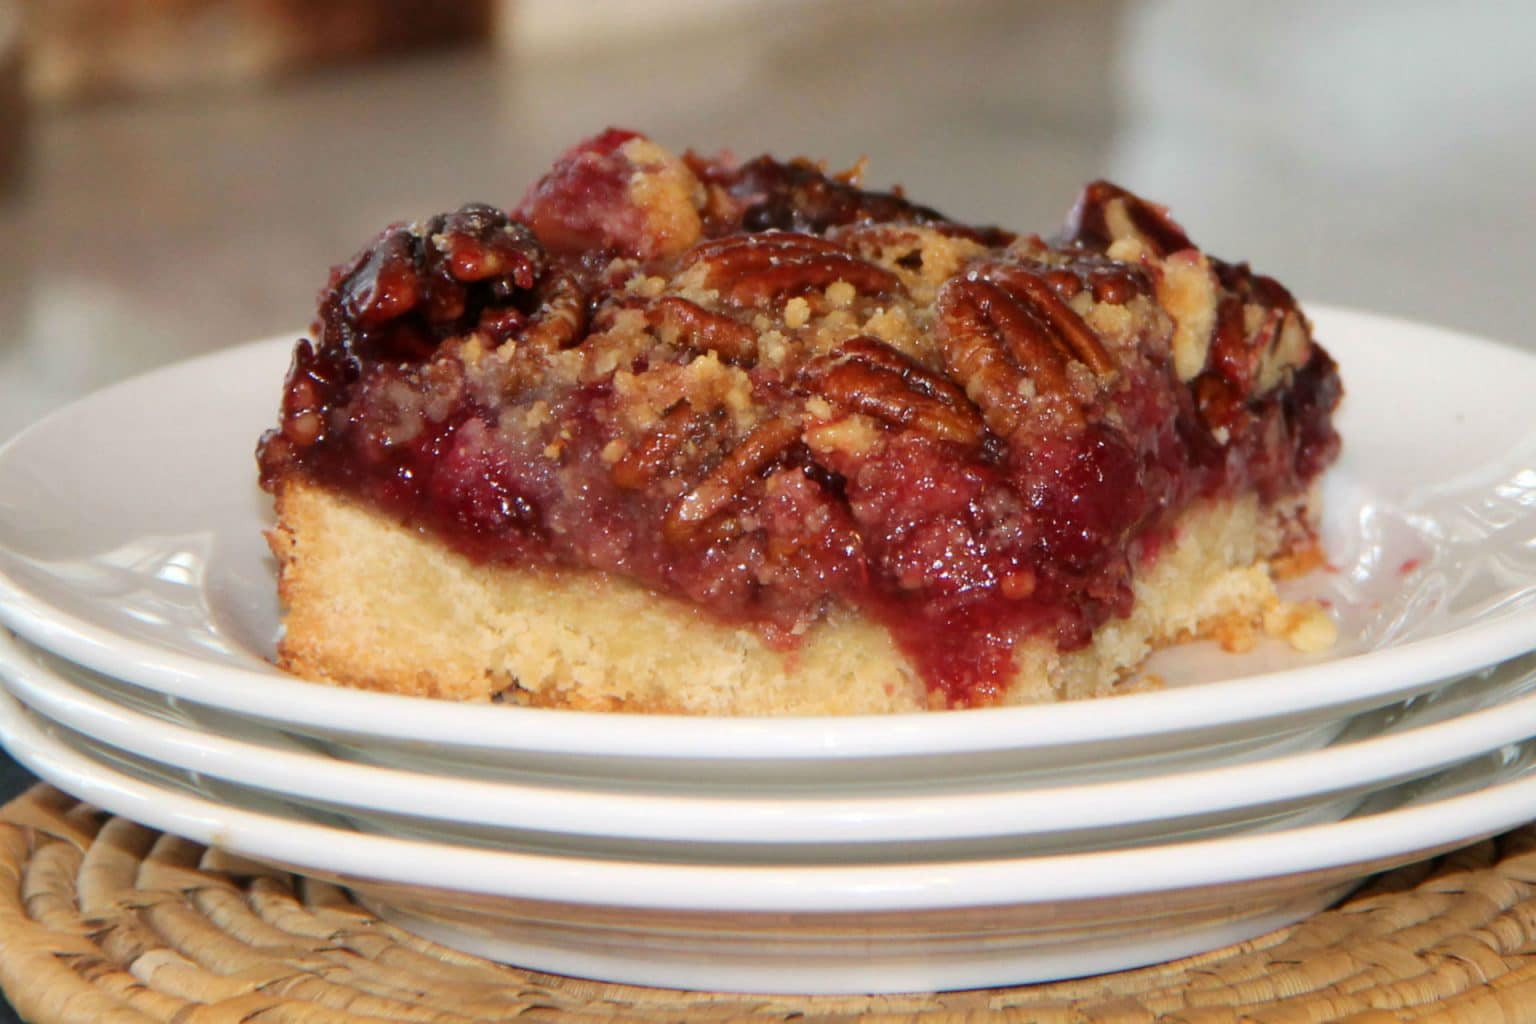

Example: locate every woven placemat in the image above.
[4,786,1536,1023]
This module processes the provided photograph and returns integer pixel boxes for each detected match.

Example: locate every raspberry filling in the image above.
[258,131,1341,707]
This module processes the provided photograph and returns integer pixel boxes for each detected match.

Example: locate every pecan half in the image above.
[1207,294,1256,391]
[1157,249,1220,381]
[317,204,547,363]
[647,296,759,364]
[937,277,1097,438]
[665,416,802,540]
[610,403,697,490]
[1059,180,1194,258]
[519,265,589,353]
[975,263,1118,377]
[804,336,984,447]
[834,222,998,304]
[1205,296,1313,400]
[835,223,935,270]
[692,153,1014,246]
[681,232,900,308]
[1206,261,1313,396]
[1038,257,1150,306]
[1255,307,1311,393]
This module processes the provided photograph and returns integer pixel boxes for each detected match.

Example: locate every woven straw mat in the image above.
[5,785,1536,1023]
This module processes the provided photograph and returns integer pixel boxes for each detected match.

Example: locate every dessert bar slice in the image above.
[257,130,1341,713]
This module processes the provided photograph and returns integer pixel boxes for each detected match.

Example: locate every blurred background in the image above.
[0,0,1534,444]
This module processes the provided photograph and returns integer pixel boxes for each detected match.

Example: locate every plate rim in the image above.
[2,682,1532,913]
[5,626,1536,842]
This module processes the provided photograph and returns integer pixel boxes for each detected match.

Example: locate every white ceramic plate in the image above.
[4,685,1536,993]
[0,307,1533,771]
[5,627,1536,850]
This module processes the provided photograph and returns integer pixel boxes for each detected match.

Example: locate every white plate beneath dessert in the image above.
[4,683,1536,993]
[0,307,1533,775]
[5,627,1536,850]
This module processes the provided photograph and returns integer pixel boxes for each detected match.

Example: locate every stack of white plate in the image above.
[2,307,1535,995]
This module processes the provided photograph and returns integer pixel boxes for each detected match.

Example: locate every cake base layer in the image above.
[266,481,1319,715]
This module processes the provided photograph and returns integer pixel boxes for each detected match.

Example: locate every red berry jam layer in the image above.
[258,130,1341,706]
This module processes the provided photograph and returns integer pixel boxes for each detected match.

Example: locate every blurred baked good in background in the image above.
[19,0,495,104]
[0,1,21,194]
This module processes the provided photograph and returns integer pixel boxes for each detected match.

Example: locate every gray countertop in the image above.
[0,0,1533,1015]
